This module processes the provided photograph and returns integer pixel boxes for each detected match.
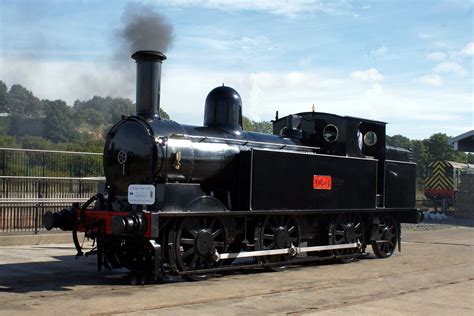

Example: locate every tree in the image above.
[159,107,170,120]
[386,134,411,149]
[0,81,8,113]
[425,133,467,163]
[410,140,429,189]
[43,100,78,143]
[8,84,43,117]
[0,134,18,148]
[19,136,55,150]
[242,115,272,133]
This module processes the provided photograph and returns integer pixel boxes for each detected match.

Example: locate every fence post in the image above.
[42,152,45,177]
[34,203,39,234]
[35,180,42,234]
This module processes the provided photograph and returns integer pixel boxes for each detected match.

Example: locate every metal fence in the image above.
[0,147,103,177]
[0,177,104,233]
[0,148,104,234]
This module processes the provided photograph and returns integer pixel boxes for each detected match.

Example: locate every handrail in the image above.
[169,134,320,152]
[0,198,89,203]
[0,176,105,180]
[0,147,102,156]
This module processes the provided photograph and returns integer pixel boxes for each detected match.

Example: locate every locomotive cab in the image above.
[272,112,386,159]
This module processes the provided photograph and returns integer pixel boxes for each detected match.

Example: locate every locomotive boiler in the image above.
[44,50,423,281]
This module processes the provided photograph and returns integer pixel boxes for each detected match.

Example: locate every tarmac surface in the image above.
[0,226,472,315]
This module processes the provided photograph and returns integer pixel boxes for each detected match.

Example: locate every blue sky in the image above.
[1,0,473,139]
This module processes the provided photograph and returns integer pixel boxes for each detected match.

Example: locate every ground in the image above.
[0,225,472,315]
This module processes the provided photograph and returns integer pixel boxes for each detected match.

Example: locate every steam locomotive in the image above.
[44,50,423,281]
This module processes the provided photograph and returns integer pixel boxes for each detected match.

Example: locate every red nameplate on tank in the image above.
[313,175,332,190]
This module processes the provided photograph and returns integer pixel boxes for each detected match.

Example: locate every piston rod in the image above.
[216,242,360,261]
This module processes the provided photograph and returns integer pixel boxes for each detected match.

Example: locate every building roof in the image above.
[448,130,474,152]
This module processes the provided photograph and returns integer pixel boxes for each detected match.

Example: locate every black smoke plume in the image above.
[116,3,174,61]
[106,3,174,98]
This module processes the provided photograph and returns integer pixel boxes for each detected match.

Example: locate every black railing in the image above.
[0,177,104,233]
[0,148,104,234]
[0,148,103,177]
[1,201,79,233]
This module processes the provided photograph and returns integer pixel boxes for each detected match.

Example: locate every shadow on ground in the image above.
[0,252,369,293]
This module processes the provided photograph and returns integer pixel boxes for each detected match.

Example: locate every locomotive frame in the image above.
[44,50,423,282]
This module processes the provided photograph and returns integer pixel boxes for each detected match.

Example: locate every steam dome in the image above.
[204,86,243,132]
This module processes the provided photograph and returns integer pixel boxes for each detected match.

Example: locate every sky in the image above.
[0,0,473,139]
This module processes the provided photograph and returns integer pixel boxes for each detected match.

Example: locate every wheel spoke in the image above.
[288,225,296,234]
[182,247,195,259]
[209,218,216,230]
[184,221,198,237]
[212,228,223,238]
[189,254,198,269]
[269,224,278,233]
[263,233,275,240]
[180,238,194,245]
[336,230,345,236]
[264,241,275,250]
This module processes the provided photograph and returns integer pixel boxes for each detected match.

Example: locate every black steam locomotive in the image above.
[44,50,422,281]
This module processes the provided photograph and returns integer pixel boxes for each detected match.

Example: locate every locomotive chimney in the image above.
[131,50,167,119]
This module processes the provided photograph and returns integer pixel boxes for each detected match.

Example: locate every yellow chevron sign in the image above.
[424,161,453,190]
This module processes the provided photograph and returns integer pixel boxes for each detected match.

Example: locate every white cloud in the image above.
[0,56,135,105]
[426,52,446,61]
[418,74,442,87]
[448,41,474,58]
[161,0,356,16]
[350,68,383,81]
[433,61,467,76]
[459,41,474,56]
[185,35,272,52]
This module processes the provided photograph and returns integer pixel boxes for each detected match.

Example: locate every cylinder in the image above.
[131,50,167,120]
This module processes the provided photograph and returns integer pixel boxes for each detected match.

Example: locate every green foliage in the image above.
[19,136,55,150]
[43,100,79,143]
[386,134,411,149]
[468,153,474,164]
[425,133,467,163]
[0,134,19,148]
[0,81,173,153]
[73,96,170,126]
[243,115,272,133]
[159,108,170,120]
[0,81,8,113]
[410,139,429,189]
[8,84,43,117]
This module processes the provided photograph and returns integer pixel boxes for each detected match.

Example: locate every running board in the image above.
[216,242,360,261]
